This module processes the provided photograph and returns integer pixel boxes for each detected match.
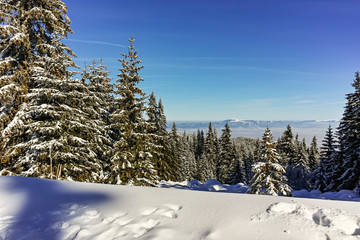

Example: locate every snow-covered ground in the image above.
[0,176,360,240]
[159,179,360,202]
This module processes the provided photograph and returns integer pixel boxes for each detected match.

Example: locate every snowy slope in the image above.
[0,176,360,240]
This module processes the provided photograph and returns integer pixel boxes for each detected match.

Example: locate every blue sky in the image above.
[63,0,359,121]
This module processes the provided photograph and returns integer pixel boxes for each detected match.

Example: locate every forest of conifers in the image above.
[0,1,359,195]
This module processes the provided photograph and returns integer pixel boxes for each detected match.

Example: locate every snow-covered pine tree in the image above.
[0,1,30,142]
[194,129,205,181]
[181,131,196,180]
[217,122,237,184]
[146,93,172,181]
[169,122,183,181]
[195,129,204,161]
[336,72,360,191]
[326,140,345,191]
[293,133,300,163]
[243,154,254,184]
[276,124,296,166]
[1,0,106,181]
[189,133,198,178]
[108,36,158,186]
[82,59,113,121]
[308,136,320,170]
[81,59,114,170]
[247,127,292,196]
[313,125,336,192]
[228,155,245,184]
[203,122,217,180]
[286,137,310,190]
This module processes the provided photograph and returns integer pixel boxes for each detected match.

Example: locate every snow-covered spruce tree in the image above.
[286,137,310,190]
[147,93,172,181]
[82,59,113,121]
[326,140,345,191]
[308,136,320,171]
[217,122,237,184]
[180,132,191,181]
[108,36,158,186]
[81,59,114,168]
[202,122,217,180]
[181,131,197,180]
[229,155,245,184]
[0,1,30,145]
[243,154,254,184]
[169,122,183,182]
[312,125,337,192]
[195,129,205,162]
[336,72,360,191]
[194,129,205,180]
[293,134,300,162]
[247,127,292,196]
[276,124,296,166]
[189,133,198,178]
[1,0,106,181]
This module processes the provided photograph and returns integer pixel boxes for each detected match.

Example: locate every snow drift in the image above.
[0,176,360,240]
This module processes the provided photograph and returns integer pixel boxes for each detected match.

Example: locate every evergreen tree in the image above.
[217,122,236,184]
[82,59,113,121]
[81,59,114,170]
[286,137,310,190]
[195,129,205,161]
[0,0,106,181]
[293,133,300,163]
[243,155,254,184]
[203,122,217,180]
[0,1,30,142]
[108,36,157,185]
[146,93,172,181]
[308,136,320,170]
[194,129,205,180]
[277,124,296,166]
[336,72,360,191]
[247,127,292,196]
[183,132,197,180]
[313,125,336,191]
[169,122,183,182]
[181,131,193,181]
[326,138,345,191]
[229,155,245,184]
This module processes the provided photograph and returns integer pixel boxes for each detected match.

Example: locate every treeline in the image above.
[170,122,319,190]
[0,1,359,193]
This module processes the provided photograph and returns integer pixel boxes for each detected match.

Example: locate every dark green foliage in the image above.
[181,131,196,180]
[81,59,114,171]
[336,72,360,191]
[308,136,320,170]
[313,126,336,192]
[0,1,30,141]
[203,123,217,180]
[286,137,310,190]
[247,127,292,196]
[0,0,106,182]
[276,124,296,166]
[147,93,172,181]
[217,122,237,184]
[169,122,183,181]
[108,37,158,185]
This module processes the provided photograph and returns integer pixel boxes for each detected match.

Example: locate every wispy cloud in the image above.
[63,38,127,48]
[293,100,315,104]
[144,61,346,78]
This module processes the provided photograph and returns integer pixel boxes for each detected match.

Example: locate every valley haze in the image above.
[169,119,340,143]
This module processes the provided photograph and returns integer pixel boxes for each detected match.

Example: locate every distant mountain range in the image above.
[168,119,340,144]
